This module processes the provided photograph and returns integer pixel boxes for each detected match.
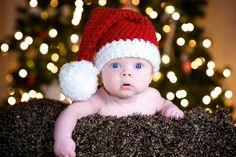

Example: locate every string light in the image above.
[25,36,33,45]
[71,44,79,53]
[19,69,28,78]
[49,28,58,38]
[206,68,214,77]
[181,23,194,32]
[165,5,175,14]
[167,71,177,83]
[152,72,162,82]
[21,93,30,102]
[156,33,161,41]
[176,90,187,99]
[189,39,196,48]
[98,0,107,6]
[20,42,28,50]
[29,0,38,8]
[223,69,231,77]
[176,37,185,46]
[8,97,16,105]
[72,0,84,26]
[51,53,59,62]
[203,39,211,48]
[202,95,211,105]
[14,31,23,40]
[225,90,233,99]
[1,43,9,52]
[207,61,215,69]
[162,54,170,64]
[149,10,158,19]
[163,25,171,33]
[70,34,79,43]
[145,7,153,15]
[172,12,180,20]
[166,92,175,100]
[36,92,44,99]
[180,99,189,107]
[27,60,35,68]
[131,0,140,6]
[40,43,49,54]
[210,86,222,99]
[50,0,58,8]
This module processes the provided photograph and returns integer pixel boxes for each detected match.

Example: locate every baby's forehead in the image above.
[109,57,150,63]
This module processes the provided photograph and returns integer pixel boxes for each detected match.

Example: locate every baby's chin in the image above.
[111,91,140,99]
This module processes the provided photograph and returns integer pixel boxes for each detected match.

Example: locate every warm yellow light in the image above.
[72,0,84,26]
[152,72,162,82]
[202,95,211,105]
[29,0,38,8]
[47,62,54,71]
[98,0,107,6]
[51,66,58,73]
[14,31,23,40]
[162,54,170,64]
[180,99,189,107]
[41,11,49,20]
[189,39,196,48]
[163,25,171,33]
[165,5,175,14]
[19,69,28,78]
[203,39,211,48]
[166,92,175,100]
[36,92,44,99]
[8,97,16,105]
[172,12,180,20]
[8,87,15,95]
[223,69,231,77]
[131,0,140,6]
[5,74,13,83]
[225,90,233,99]
[70,34,79,43]
[49,29,58,38]
[1,43,9,52]
[26,60,35,68]
[50,0,58,8]
[51,53,59,62]
[145,7,153,15]
[176,37,185,46]
[40,43,49,54]
[71,44,79,53]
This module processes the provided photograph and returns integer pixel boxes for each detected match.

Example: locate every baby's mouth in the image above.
[122,83,131,86]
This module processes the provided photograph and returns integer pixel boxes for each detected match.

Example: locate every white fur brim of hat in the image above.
[59,39,160,101]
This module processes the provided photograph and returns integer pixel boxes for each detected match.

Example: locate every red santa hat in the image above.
[59,7,160,101]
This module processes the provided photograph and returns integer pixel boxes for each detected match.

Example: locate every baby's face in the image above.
[101,57,153,98]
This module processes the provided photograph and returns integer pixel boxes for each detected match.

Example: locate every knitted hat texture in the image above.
[59,8,160,101]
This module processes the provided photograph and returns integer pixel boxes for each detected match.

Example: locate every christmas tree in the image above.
[0,0,233,111]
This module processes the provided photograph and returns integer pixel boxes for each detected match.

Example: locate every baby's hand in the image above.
[161,101,184,119]
[54,137,76,157]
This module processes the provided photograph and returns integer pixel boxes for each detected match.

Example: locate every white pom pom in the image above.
[59,60,99,101]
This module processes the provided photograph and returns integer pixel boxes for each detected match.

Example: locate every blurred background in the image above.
[0,0,235,119]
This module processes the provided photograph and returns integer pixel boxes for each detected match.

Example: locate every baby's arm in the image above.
[160,99,184,119]
[54,94,102,157]
[149,87,184,119]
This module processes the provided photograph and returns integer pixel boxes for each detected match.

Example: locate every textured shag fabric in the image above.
[0,99,236,157]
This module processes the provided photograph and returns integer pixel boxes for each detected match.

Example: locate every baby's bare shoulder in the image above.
[145,87,162,97]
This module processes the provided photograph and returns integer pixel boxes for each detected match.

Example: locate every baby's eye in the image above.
[135,63,142,69]
[111,63,121,69]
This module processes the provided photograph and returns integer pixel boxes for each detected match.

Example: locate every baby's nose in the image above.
[121,70,132,77]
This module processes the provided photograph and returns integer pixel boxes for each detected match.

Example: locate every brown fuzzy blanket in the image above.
[0,98,236,156]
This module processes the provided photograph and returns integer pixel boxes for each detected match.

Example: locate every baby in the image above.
[54,8,184,157]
